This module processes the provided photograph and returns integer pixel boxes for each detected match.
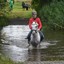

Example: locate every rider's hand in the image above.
[38,29,40,31]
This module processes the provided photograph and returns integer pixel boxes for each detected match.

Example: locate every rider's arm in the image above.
[37,18,42,30]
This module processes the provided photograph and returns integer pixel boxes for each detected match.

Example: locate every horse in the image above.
[22,2,30,10]
[29,22,41,47]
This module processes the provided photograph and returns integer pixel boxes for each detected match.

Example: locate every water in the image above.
[0,25,64,62]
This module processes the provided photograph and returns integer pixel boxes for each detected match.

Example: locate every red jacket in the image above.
[29,17,42,30]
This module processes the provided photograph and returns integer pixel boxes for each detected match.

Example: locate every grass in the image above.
[0,55,14,64]
[7,10,32,19]
[6,1,32,19]
[0,54,24,64]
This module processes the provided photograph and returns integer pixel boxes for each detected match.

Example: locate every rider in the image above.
[26,10,44,43]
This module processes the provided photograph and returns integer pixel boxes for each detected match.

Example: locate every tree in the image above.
[4,0,7,2]
[32,0,64,13]
[32,0,52,13]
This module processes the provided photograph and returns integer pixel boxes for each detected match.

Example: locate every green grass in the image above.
[0,54,23,64]
[7,1,32,18]
[7,11,32,18]
[0,54,14,64]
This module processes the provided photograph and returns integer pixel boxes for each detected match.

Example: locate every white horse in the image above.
[30,22,41,47]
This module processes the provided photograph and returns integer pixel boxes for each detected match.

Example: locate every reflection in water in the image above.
[1,25,30,48]
[2,45,28,62]
[0,25,64,62]
[28,49,41,61]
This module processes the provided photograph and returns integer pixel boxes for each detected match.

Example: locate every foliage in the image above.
[32,0,52,13]
[32,0,64,30]
[0,11,9,26]
[39,1,64,30]
[0,0,9,27]
[32,0,64,12]
[0,5,9,27]
[0,0,7,9]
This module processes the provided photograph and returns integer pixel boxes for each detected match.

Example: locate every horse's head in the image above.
[31,21,38,34]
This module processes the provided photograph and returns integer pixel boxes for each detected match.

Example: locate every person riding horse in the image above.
[26,10,44,44]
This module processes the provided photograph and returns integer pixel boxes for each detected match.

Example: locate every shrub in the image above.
[0,10,9,27]
[0,0,6,9]
[39,1,64,30]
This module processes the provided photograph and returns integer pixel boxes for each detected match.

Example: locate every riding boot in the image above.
[26,30,32,44]
[39,31,44,41]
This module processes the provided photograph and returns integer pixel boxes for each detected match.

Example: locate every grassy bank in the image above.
[0,54,15,64]
[0,10,9,27]
[0,53,24,64]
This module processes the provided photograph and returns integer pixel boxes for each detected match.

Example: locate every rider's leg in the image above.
[26,30,32,43]
[28,31,31,40]
[28,30,32,44]
[39,31,44,41]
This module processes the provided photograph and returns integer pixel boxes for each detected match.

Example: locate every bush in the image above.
[39,1,64,30]
[32,0,52,13]
[0,11,9,27]
[0,0,6,9]
[0,0,9,27]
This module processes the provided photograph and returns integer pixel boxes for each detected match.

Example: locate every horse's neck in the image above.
[36,31,40,38]
[31,31,40,42]
[33,31,40,39]
[35,31,39,36]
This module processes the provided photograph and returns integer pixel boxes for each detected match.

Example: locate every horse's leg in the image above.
[25,6,28,10]
[26,44,30,48]
[26,43,30,48]
[37,32,41,48]
[37,42,41,48]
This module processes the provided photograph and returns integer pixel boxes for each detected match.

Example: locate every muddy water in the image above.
[0,25,64,62]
